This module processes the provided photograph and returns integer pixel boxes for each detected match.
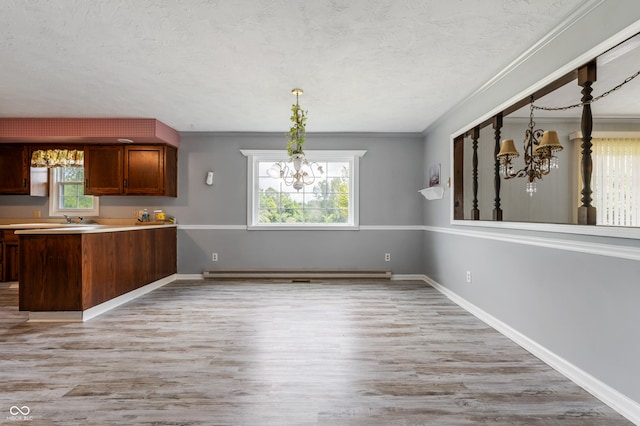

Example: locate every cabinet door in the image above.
[2,230,19,282]
[0,145,29,194]
[4,243,19,282]
[124,145,165,195]
[84,145,124,195]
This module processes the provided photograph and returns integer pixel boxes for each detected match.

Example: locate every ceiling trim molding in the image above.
[182,131,423,139]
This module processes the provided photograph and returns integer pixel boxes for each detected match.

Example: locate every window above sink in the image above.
[48,167,100,218]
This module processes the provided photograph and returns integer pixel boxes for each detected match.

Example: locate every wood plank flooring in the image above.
[0,280,632,425]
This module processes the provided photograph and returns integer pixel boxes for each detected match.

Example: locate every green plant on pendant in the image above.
[286,89,307,157]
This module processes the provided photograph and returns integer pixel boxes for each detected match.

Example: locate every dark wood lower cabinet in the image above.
[4,243,19,282]
[1,230,20,282]
[19,227,177,312]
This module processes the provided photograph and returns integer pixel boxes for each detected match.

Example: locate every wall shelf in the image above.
[419,186,445,200]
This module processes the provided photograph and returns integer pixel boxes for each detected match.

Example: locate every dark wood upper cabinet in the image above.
[0,144,29,194]
[85,144,177,197]
[84,145,124,195]
[1,143,176,197]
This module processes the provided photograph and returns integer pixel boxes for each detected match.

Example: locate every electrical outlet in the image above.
[212,253,218,262]
[32,210,41,218]
[133,209,139,218]
[385,253,391,262]
[466,271,472,283]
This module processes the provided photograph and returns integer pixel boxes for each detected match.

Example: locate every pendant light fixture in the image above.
[266,88,324,191]
[497,99,563,195]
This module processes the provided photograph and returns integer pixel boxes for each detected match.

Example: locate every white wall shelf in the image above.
[419,186,445,200]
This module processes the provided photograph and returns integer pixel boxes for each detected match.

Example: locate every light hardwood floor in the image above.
[0,280,632,425]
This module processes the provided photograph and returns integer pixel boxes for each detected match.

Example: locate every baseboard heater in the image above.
[202,269,392,280]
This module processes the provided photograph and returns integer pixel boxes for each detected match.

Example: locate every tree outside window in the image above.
[49,167,99,217]
[242,149,365,229]
[258,162,349,225]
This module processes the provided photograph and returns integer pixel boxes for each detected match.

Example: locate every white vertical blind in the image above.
[592,138,640,226]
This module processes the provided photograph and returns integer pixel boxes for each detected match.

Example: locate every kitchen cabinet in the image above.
[84,144,177,197]
[19,226,177,313]
[1,230,19,282]
[84,145,124,195]
[0,145,29,194]
[125,145,176,196]
[0,144,48,196]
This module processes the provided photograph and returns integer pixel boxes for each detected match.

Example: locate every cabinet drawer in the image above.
[1,230,18,243]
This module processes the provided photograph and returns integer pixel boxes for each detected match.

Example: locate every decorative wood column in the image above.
[471,127,480,220]
[492,114,503,221]
[453,135,464,220]
[578,61,597,225]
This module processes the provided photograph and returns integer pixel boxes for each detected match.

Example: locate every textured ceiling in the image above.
[0,0,586,133]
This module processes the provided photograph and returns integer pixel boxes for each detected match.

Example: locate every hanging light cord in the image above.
[533,69,640,111]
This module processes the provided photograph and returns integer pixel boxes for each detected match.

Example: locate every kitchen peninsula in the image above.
[16,223,177,321]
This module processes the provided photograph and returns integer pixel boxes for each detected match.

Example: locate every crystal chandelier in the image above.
[266,88,323,191]
[496,100,563,196]
[30,149,84,168]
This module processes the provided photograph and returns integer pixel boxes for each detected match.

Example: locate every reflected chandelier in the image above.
[266,88,323,191]
[497,99,563,196]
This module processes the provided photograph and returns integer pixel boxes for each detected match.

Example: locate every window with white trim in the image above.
[49,167,100,217]
[241,150,366,229]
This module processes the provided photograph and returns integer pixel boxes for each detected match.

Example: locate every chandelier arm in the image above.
[503,167,529,180]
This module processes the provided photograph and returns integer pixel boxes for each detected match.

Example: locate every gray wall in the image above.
[172,132,425,274]
[423,0,640,406]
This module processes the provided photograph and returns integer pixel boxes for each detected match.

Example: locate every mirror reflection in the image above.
[459,32,640,227]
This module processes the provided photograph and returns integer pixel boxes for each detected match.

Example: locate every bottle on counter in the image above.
[141,209,150,222]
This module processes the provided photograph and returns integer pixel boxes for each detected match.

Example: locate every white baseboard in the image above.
[28,274,177,322]
[391,274,427,281]
[176,273,205,280]
[417,274,640,425]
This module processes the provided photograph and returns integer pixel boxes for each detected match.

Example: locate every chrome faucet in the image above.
[63,215,85,224]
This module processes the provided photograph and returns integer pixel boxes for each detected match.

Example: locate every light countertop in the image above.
[11,223,176,235]
[1,223,72,230]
